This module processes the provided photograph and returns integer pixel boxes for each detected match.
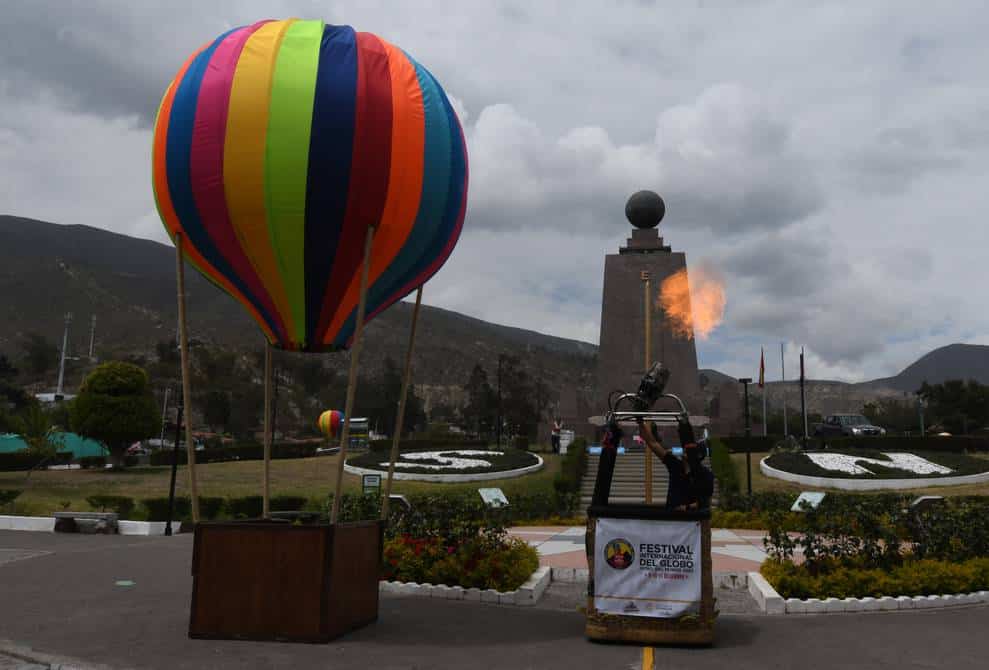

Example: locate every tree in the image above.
[862,397,921,434]
[918,379,989,435]
[463,364,496,438]
[21,333,58,375]
[155,339,180,366]
[202,390,232,433]
[19,403,63,456]
[0,354,17,380]
[71,362,160,468]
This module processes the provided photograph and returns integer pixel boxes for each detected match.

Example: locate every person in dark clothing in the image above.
[637,418,713,511]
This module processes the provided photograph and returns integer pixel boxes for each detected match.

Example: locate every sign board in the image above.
[791,491,825,512]
[559,430,575,455]
[593,518,702,618]
[478,488,509,508]
[362,474,381,496]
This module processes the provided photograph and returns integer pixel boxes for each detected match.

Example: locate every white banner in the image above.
[593,518,702,618]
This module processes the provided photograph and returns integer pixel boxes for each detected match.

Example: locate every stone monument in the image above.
[595,192,702,421]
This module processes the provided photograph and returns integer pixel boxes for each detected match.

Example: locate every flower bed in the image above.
[347,447,539,475]
[381,533,539,592]
[764,449,989,479]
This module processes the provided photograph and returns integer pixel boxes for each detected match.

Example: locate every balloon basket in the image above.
[584,505,716,646]
[189,520,383,643]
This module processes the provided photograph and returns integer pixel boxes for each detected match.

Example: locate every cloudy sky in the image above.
[3,1,988,381]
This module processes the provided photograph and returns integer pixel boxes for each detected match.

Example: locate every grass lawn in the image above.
[0,453,562,517]
[732,452,989,498]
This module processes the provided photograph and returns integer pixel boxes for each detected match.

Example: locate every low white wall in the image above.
[0,515,55,532]
[344,455,544,483]
[118,520,174,536]
[760,457,989,491]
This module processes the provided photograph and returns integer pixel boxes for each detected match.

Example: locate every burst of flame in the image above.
[657,266,725,340]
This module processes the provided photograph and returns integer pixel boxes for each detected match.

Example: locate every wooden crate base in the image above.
[189,520,382,643]
[585,506,716,646]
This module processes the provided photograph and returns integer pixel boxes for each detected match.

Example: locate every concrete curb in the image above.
[379,565,553,607]
[749,573,989,615]
[760,456,989,491]
[748,571,785,614]
[0,515,55,532]
[345,454,544,482]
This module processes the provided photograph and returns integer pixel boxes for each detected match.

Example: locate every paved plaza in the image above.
[1,529,989,669]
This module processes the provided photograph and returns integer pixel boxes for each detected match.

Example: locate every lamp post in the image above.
[496,354,504,449]
[739,377,753,496]
[165,396,183,537]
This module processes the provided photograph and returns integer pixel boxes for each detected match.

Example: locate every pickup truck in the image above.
[814,414,886,437]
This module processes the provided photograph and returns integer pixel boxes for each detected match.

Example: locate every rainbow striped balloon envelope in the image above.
[152,19,468,351]
[318,410,344,438]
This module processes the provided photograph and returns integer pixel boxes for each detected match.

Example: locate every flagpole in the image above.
[762,353,768,437]
[781,343,788,438]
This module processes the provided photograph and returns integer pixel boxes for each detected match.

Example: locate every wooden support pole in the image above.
[330,226,375,524]
[642,271,653,504]
[175,233,200,523]
[263,343,273,519]
[381,286,423,521]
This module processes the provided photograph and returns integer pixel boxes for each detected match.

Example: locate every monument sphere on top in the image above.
[625,190,665,229]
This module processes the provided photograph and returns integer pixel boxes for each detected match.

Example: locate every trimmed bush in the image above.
[227,495,263,519]
[368,438,488,453]
[0,451,72,471]
[199,496,226,521]
[86,495,135,519]
[723,435,780,453]
[709,438,739,497]
[149,442,319,466]
[811,435,989,453]
[0,489,22,507]
[142,496,191,522]
[763,557,989,600]
[270,495,308,512]
[79,456,107,469]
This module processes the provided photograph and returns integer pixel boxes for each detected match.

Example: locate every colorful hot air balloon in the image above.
[318,410,344,439]
[152,19,468,352]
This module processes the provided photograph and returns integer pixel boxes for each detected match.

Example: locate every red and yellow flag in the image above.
[758,348,765,388]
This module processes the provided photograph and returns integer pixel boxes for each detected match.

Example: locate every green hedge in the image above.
[368,438,488,453]
[709,438,739,497]
[149,442,319,466]
[86,495,135,519]
[813,435,989,452]
[764,449,989,479]
[722,435,780,453]
[142,496,192,522]
[763,557,989,600]
[0,489,22,507]
[0,451,72,471]
[79,456,106,469]
[553,437,587,496]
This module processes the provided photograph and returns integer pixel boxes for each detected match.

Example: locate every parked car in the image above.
[814,414,886,437]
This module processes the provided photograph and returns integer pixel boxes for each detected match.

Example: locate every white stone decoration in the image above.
[805,452,953,476]
[380,450,507,471]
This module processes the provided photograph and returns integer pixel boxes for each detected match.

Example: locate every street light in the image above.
[739,377,753,496]
[165,395,184,537]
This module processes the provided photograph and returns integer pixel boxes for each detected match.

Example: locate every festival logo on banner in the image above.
[604,538,635,570]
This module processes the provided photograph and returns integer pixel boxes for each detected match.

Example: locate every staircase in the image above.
[579,451,719,508]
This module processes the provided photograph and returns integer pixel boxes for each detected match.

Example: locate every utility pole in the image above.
[917,395,925,436]
[800,347,808,445]
[781,343,788,438]
[56,312,72,399]
[739,378,753,495]
[158,387,171,448]
[88,315,97,361]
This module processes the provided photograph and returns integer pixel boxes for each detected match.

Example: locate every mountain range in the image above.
[2,215,987,415]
